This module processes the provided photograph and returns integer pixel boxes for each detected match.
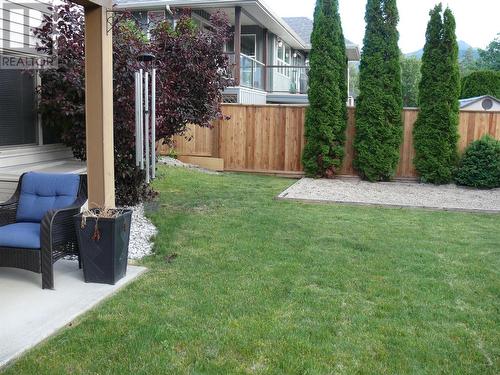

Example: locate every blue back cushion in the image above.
[16,172,80,223]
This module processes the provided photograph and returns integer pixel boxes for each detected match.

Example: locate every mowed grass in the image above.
[3,167,499,374]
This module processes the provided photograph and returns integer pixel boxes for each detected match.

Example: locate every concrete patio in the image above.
[0,260,147,369]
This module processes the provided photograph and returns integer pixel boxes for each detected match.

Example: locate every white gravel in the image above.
[278,178,500,213]
[126,204,157,259]
[66,204,157,262]
[159,156,220,174]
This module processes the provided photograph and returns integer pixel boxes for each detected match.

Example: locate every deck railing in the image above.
[265,65,309,94]
[240,54,265,91]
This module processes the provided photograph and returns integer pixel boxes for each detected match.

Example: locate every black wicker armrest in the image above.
[0,195,19,227]
[38,202,85,290]
[41,199,86,248]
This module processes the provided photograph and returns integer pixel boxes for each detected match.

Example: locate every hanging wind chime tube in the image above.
[151,68,156,179]
[145,71,150,183]
[134,64,157,182]
[139,69,144,170]
[134,72,140,167]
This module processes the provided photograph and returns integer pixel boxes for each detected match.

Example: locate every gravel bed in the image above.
[159,156,220,174]
[278,178,500,213]
[67,204,157,261]
[125,203,157,259]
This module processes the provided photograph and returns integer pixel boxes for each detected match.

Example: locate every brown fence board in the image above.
[396,109,418,178]
[161,104,500,178]
[340,107,356,175]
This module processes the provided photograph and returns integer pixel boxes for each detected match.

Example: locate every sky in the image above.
[265,0,500,53]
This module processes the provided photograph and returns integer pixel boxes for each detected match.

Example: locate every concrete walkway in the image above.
[0,260,147,368]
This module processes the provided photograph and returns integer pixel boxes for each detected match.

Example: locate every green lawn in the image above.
[3,167,499,374]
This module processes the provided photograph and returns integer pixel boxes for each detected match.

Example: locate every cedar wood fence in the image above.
[159,104,500,179]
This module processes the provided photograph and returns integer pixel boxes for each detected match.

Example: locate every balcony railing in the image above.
[265,65,309,94]
[223,53,309,95]
[239,54,265,91]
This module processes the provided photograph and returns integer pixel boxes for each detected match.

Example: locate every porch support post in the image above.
[234,6,241,86]
[263,28,268,92]
[84,5,115,208]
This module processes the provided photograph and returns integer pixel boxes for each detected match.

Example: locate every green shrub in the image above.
[461,70,500,99]
[167,148,179,159]
[455,136,500,189]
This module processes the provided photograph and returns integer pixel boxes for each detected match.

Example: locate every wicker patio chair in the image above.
[0,172,87,289]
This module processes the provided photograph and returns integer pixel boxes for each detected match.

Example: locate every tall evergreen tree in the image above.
[413,5,460,184]
[302,0,348,177]
[401,55,422,107]
[353,0,403,181]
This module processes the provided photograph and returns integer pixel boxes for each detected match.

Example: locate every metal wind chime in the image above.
[135,53,157,183]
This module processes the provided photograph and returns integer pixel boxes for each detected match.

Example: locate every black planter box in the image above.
[74,209,132,285]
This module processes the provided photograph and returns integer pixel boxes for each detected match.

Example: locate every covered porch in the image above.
[0,260,146,368]
[0,0,141,369]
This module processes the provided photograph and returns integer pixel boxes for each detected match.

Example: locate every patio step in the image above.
[0,180,17,202]
[0,146,86,202]
[0,144,73,168]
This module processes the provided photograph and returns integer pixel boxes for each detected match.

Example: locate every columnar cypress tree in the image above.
[302,0,347,177]
[353,0,403,181]
[413,5,460,184]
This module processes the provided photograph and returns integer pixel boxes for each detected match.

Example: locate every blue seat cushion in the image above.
[0,223,40,249]
[16,172,80,223]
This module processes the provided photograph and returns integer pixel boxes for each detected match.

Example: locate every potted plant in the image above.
[74,208,132,285]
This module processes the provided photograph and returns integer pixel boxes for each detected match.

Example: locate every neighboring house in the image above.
[283,16,359,106]
[115,0,361,105]
[459,95,500,112]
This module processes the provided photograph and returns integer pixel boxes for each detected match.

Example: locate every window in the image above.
[225,34,256,57]
[0,70,36,146]
[225,39,234,53]
[148,11,165,27]
[277,44,284,60]
[192,13,213,32]
[294,52,304,65]
[276,40,291,76]
[241,34,256,58]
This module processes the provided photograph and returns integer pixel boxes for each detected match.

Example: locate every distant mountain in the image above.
[405,40,479,60]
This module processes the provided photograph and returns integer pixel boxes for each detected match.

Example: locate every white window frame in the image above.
[275,40,291,77]
[240,34,257,59]
[192,13,212,31]
[294,51,304,65]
